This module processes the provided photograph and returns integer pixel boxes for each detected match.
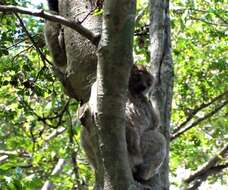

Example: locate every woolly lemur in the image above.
[80,65,166,183]
[45,0,166,185]
[126,65,166,181]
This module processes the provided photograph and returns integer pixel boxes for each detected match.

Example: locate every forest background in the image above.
[0,0,227,189]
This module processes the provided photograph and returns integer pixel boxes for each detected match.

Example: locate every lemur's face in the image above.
[129,65,153,97]
[135,70,153,95]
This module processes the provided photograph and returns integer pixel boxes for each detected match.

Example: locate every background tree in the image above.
[0,0,227,190]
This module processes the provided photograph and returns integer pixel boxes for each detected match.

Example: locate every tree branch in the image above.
[0,150,30,157]
[183,144,228,190]
[184,163,228,190]
[171,7,228,14]
[189,16,227,26]
[0,155,8,164]
[41,158,65,190]
[14,13,52,66]
[185,144,228,183]
[0,5,100,45]
[173,90,228,134]
[171,99,228,140]
[6,35,38,50]
[44,127,66,142]
[213,12,228,24]
[67,110,83,190]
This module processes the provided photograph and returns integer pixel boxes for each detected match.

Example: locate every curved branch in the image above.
[41,158,65,190]
[185,144,228,183]
[171,99,228,140]
[183,164,228,190]
[183,145,228,190]
[173,90,228,134]
[0,5,100,45]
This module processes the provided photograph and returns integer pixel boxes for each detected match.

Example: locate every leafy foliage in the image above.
[170,0,228,188]
[0,1,94,189]
[0,0,227,189]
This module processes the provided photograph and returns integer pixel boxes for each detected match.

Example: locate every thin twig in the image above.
[190,16,227,26]
[183,145,228,190]
[67,109,83,190]
[14,13,52,66]
[41,158,65,190]
[6,35,38,50]
[171,99,228,140]
[12,45,33,60]
[45,99,70,120]
[0,5,100,45]
[173,90,228,133]
[34,66,48,83]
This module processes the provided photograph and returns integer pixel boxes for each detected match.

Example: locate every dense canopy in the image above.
[0,0,227,189]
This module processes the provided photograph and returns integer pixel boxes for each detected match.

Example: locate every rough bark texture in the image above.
[149,0,173,189]
[58,0,102,103]
[96,0,137,189]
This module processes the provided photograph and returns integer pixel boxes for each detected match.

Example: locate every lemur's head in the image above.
[129,64,153,97]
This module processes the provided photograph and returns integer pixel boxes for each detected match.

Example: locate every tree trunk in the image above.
[149,0,173,189]
[45,0,173,189]
[95,0,137,189]
[58,0,102,102]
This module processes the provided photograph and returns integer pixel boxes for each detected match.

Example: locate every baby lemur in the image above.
[80,64,166,183]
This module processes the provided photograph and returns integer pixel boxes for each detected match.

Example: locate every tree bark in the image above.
[149,0,173,189]
[58,0,102,103]
[95,0,137,189]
